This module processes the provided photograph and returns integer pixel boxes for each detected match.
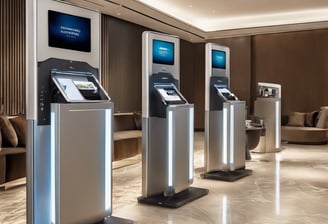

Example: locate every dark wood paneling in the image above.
[101,16,146,113]
[251,29,328,115]
[0,0,25,115]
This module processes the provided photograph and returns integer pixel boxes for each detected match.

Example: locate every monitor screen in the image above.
[153,39,174,65]
[212,50,226,69]
[48,10,91,52]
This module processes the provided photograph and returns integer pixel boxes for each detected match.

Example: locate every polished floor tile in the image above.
[1,132,328,224]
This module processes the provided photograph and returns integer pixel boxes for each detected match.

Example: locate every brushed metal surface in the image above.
[52,102,112,224]
[254,98,281,152]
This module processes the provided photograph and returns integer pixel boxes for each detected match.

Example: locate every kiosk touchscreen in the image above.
[202,43,251,181]
[26,1,133,223]
[138,31,208,208]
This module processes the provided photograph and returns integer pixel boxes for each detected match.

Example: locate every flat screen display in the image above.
[153,39,174,65]
[48,10,91,52]
[212,50,226,69]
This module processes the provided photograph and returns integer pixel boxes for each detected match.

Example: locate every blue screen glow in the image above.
[212,50,226,69]
[153,40,174,65]
[48,10,91,52]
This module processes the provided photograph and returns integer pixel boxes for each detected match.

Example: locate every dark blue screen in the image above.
[212,50,226,69]
[153,40,174,65]
[48,10,91,52]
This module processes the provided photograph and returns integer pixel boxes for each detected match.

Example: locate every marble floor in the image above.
[1,132,328,224]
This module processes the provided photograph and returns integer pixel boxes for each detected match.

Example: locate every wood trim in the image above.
[0,0,26,115]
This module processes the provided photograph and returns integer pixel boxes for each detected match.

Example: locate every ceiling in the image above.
[64,0,328,42]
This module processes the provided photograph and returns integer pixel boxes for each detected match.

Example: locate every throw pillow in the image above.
[316,108,328,129]
[305,111,319,127]
[133,111,142,130]
[0,115,18,147]
[10,115,26,146]
[287,112,305,127]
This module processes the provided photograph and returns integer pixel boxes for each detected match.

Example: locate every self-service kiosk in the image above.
[26,1,132,223]
[202,43,251,181]
[254,82,281,153]
[138,31,208,208]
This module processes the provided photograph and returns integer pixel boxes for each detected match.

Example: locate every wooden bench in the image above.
[113,112,142,161]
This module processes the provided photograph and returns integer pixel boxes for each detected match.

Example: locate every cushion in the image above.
[287,112,305,127]
[316,108,328,129]
[305,111,319,127]
[10,115,26,146]
[0,115,18,147]
[133,111,142,130]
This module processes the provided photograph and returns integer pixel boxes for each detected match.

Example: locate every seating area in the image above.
[113,112,142,161]
[281,107,328,144]
[0,114,26,188]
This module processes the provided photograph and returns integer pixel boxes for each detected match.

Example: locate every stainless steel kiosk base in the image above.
[96,216,135,224]
[137,187,209,208]
[201,169,252,182]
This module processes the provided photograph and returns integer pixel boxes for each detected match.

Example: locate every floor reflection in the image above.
[1,132,328,224]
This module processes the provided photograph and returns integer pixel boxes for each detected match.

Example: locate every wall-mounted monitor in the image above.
[152,39,174,65]
[48,10,91,52]
[212,50,226,69]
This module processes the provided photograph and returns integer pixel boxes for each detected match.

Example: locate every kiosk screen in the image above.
[153,40,174,65]
[52,71,103,102]
[212,50,226,69]
[155,85,186,104]
[48,10,91,52]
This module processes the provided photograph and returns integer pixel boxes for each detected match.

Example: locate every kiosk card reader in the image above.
[26,1,133,223]
[254,82,281,153]
[138,31,208,208]
[202,43,251,181]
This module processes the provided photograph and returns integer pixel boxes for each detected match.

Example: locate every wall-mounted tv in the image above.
[212,50,226,69]
[152,39,174,65]
[48,10,91,52]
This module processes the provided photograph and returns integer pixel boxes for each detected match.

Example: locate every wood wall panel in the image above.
[101,15,146,113]
[251,29,328,115]
[0,0,25,115]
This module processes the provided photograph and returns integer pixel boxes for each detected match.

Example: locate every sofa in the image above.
[0,114,26,188]
[281,107,328,144]
[113,112,142,161]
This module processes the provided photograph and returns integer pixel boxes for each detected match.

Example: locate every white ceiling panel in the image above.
[64,0,328,42]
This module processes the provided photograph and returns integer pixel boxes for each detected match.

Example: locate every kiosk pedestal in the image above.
[139,31,208,208]
[254,82,281,153]
[202,100,252,181]
[202,43,251,182]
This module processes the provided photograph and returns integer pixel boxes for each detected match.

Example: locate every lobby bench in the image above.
[113,112,142,161]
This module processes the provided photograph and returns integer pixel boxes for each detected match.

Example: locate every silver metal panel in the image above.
[207,110,227,172]
[52,102,112,224]
[167,105,193,194]
[254,98,281,152]
[227,101,246,170]
[142,105,193,197]
[26,0,37,120]
[143,117,167,197]
[205,102,246,172]
[27,122,52,224]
